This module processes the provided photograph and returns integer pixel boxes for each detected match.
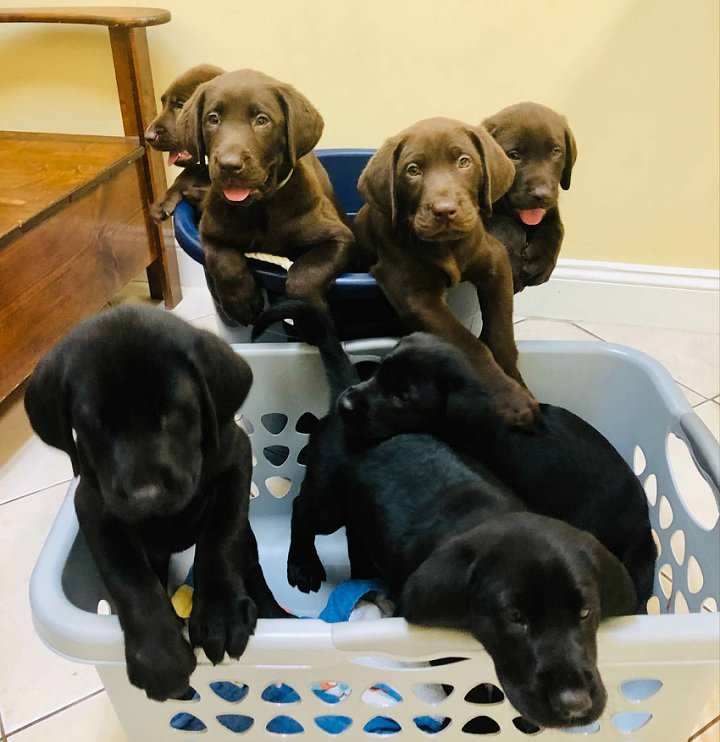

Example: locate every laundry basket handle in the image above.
[680,411,720,496]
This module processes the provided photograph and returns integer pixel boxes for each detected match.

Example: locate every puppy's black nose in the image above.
[132,483,163,500]
[529,185,552,203]
[431,199,457,221]
[218,153,246,174]
[553,688,593,719]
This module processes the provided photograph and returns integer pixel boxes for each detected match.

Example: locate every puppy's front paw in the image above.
[189,590,258,663]
[149,198,174,222]
[125,628,197,701]
[494,384,541,430]
[216,284,264,327]
[287,549,326,593]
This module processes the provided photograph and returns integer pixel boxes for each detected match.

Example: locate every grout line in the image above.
[0,478,73,508]
[1,709,7,742]
[569,321,607,341]
[688,714,720,741]
[5,689,104,738]
[677,381,711,406]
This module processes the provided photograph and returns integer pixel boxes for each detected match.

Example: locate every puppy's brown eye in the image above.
[255,114,270,126]
[173,100,185,111]
[406,162,422,177]
[457,154,472,169]
[507,149,521,160]
[207,112,220,126]
[579,607,591,620]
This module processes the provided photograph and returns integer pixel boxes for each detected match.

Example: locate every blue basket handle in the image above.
[679,411,720,497]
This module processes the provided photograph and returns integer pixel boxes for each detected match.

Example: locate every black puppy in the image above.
[25,306,286,701]
[339,332,656,605]
[482,102,577,292]
[252,301,638,730]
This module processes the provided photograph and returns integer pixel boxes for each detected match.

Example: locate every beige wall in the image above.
[1,0,718,268]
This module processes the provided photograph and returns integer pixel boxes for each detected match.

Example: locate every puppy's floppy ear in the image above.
[467,126,516,215]
[189,330,253,449]
[276,84,324,166]
[401,538,480,628]
[177,82,208,163]
[358,136,404,227]
[584,538,638,617]
[24,343,79,475]
[561,121,577,190]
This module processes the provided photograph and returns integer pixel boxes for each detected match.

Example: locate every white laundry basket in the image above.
[30,340,720,741]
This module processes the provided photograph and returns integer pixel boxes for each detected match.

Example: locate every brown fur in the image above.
[482,102,577,291]
[177,69,354,326]
[353,117,539,429]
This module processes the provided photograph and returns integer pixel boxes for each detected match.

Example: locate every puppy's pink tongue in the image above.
[517,208,546,226]
[223,187,252,202]
[168,152,180,166]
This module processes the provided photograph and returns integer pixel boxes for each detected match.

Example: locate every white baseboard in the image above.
[514,259,720,334]
[175,242,720,334]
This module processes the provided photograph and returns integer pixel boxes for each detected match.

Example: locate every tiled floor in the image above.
[0,282,718,741]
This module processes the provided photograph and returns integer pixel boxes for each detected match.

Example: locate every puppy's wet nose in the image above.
[132,483,163,500]
[431,199,457,220]
[218,153,246,174]
[529,185,552,203]
[554,688,593,719]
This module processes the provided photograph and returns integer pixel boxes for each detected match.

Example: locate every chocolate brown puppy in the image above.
[145,64,224,221]
[177,69,354,326]
[353,117,538,428]
[482,102,577,291]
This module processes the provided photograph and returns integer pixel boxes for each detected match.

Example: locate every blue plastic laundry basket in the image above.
[173,149,482,340]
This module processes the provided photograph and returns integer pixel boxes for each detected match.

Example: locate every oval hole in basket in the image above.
[666,433,719,530]
[297,445,309,466]
[687,555,704,593]
[464,683,504,704]
[659,564,673,599]
[461,716,501,734]
[702,597,718,613]
[354,360,380,380]
[363,716,401,735]
[562,721,600,734]
[234,414,254,435]
[210,681,248,703]
[413,683,453,705]
[173,686,200,702]
[351,656,469,669]
[217,714,254,733]
[261,413,288,435]
[658,496,673,529]
[263,445,289,467]
[414,715,451,734]
[674,590,689,614]
[646,595,661,615]
[651,529,662,559]
[170,713,207,732]
[643,474,657,507]
[261,683,301,704]
[315,715,352,735]
[621,678,663,703]
[632,445,647,476]
[670,530,685,565]
[266,715,304,734]
[96,599,112,616]
[612,711,652,733]
[265,477,292,498]
[296,412,319,434]
[311,681,351,704]
[512,717,542,735]
[362,682,402,707]
[250,481,260,499]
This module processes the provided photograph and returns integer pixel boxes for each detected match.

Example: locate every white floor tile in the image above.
[190,313,222,336]
[577,321,720,399]
[679,383,709,407]
[10,692,126,742]
[695,400,720,442]
[0,392,72,506]
[169,286,216,323]
[514,319,602,342]
[0,484,102,734]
